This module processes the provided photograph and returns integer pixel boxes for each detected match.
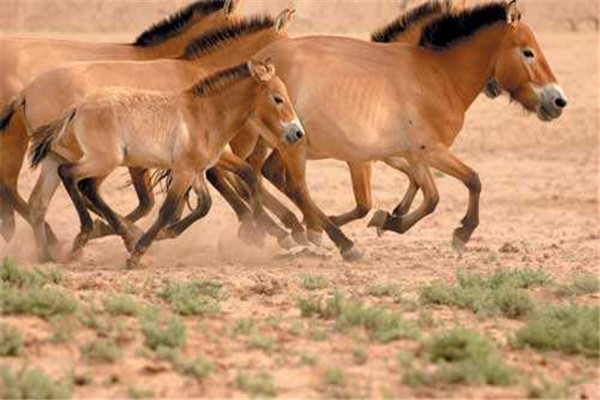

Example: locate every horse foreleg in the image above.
[279,145,363,261]
[425,147,481,250]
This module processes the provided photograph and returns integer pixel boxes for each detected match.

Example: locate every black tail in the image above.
[0,95,25,132]
[29,108,76,169]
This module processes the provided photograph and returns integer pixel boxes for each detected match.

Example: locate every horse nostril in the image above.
[295,129,304,139]
[555,97,567,108]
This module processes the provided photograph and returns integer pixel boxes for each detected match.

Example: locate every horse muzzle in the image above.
[537,84,568,122]
[283,119,305,144]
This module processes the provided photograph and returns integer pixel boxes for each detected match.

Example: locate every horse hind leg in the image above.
[329,161,373,227]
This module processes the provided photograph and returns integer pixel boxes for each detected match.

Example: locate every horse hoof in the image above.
[368,210,389,236]
[72,232,91,254]
[277,234,296,250]
[307,229,322,247]
[452,227,470,251]
[126,255,142,269]
[341,245,364,262]
[292,230,309,246]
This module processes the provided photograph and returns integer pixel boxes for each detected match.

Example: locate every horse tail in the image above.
[0,94,26,133]
[29,108,77,169]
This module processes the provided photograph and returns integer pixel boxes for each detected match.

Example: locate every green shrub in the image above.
[81,338,122,363]
[301,274,328,290]
[0,323,23,356]
[514,304,599,357]
[236,371,276,398]
[0,366,71,399]
[158,280,221,316]
[103,294,140,316]
[139,309,186,350]
[1,286,77,319]
[553,274,599,297]
[1,258,63,289]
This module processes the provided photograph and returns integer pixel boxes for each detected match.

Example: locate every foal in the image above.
[29,61,304,268]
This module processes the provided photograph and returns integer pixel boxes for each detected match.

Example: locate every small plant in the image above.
[1,258,63,289]
[526,376,571,399]
[513,304,599,357]
[233,318,256,336]
[0,285,78,319]
[177,355,213,381]
[139,309,186,351]
[366,283,399,298]
[403,328,515,387]
[352,347,367,365]
[553,273,599,297]
[309,326,328,341]
[287,320,304,336]
[128,385,154,399]
[248,333,274,352]
[297,292,419,343]
[419,268,544,318]
[236,371,277,398]
[299,352,318,366]
[0,323,22,356]
[103,294,140,316]
[0,366,72,399]
[301,274,328,290]
[322,367,347,386]
[81,338,122,363]
[49,315,77,343]
[159,280,221,316]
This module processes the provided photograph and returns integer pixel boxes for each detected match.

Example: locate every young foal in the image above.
[29,61,304,268]
[0,0,242,243]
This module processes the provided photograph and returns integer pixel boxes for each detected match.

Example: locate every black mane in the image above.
[134,0,226,47]
[419,2,507,50]
[182,15,275,60]
[189,63,251,97]
[371,1,446,43]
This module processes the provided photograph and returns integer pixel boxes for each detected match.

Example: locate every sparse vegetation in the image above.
[1,258,63,288]
[0,366,72,399]
[248,333,274,352]
[176,355,213,381]
[299,352,318,366]
[103,294,141,316]
[128,385,154,399]
[403,328,515,387]
[365,283,399,298]
[301,274,328,290]
[526,376,571,399]
[233,318,256,336]
[0,323,23,356]
[1,285,78,319]
[514,304,599,357]
[298,292,419,343]
[236,371,276,398]
[139,309,186,351]
[81,338,122,363]
[322,367,347,386]
[352,347,367,365]
[158,279,221,316]
[419,268,548,318]
[553,273,599,297]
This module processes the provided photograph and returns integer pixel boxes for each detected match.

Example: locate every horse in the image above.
[242,0,567,259]
[13,11,295,262]
[0,0,242,243]
[28,60,305,268]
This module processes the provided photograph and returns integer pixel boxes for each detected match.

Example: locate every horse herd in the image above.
[0,0,567,268]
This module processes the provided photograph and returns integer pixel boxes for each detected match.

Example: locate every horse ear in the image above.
[249,60,276,82]
[224,0,241,16]
[506,0,521,25]
[274,8,296,34]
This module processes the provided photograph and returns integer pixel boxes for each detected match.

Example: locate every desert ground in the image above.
[1,1,599,399]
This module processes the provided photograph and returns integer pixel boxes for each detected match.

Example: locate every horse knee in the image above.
[355,204,371,219]
[466,173,481,194]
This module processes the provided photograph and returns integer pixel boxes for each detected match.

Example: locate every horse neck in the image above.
[433,23,508,111]
[194,32,285,69]
[186,80,257,150]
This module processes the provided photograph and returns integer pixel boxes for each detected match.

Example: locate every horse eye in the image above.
[273,96,284,105]
[522,49,535,58]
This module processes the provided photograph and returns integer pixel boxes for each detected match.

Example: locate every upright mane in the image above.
[182,15,275,60]
[189,63,251,97]
[134,0,226,47]
[371,1,447,43]
[419,2,507,50]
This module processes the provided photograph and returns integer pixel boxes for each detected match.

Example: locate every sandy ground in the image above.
[1,25,599,400]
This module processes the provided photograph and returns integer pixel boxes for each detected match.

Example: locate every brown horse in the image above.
[0,0,242,243]
[28,60,304,268]
[245,0,567,258]
[16,12,294,262]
